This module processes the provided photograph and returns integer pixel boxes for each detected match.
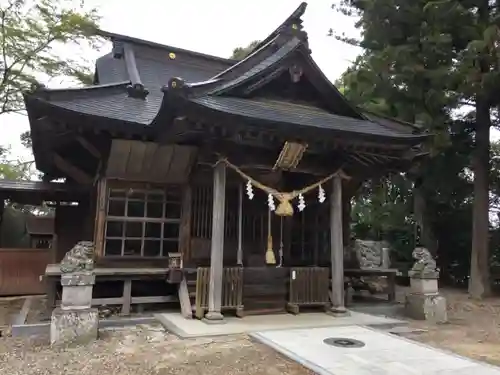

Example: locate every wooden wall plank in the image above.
[106,140,197,183]
[153,146,174,179]
[106,140,131,177]
[128,141,148,176]
[141,143,158,177]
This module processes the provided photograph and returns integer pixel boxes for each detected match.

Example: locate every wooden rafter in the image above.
[76,136,101,159]
[53,154,93,185]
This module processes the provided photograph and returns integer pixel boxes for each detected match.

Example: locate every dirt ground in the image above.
[403,288,500,366]
[0,325,312,375]
[2,288,500,372]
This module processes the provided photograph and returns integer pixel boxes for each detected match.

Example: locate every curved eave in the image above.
[209,37,302,96]
[361,109,424,134]
[24,86,156,175]
[23,82,157,132]
[154,94,429,147]
[247,2,308,55]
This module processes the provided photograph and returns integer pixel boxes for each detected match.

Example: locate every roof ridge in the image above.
[30,81,130,95]
[247,2,308,56]
[210,35,281,80]
[208,37,303,96]
[97,30,236,65]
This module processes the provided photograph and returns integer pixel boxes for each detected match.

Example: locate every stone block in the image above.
[405,293,447,323]
[61,273,95,286]
[50,307,98,346]
[410,277,438,295]
[60,273,95,310]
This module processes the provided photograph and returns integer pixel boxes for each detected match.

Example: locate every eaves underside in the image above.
[25,85,427,145]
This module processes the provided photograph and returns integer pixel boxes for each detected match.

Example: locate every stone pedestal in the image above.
[203,311,226,324]
[50,272,98,346]
[50,307,99,345]
[405,271,447,324]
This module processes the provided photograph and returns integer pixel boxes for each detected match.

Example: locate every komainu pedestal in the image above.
[405,247,447,324]
[50,242,98,346]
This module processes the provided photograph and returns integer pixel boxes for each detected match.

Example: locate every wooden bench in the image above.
[344,268,398,302]
[43,264,173,317]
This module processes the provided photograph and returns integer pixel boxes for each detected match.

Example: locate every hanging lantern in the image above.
[267,193,276,211]
[246,180,254,200]
[297,193,306,212]
[318,184,326,203]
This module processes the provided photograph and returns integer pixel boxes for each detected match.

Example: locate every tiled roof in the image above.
[208,37,302,95]
[25,3,426,143]
[189,97,423,140]
[36,84,159,125]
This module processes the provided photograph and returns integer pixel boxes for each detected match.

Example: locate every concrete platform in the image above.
[154,311,405,338]
[251,325,500,375]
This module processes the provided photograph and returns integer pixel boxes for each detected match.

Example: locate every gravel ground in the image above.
[4,288,500,372]
[0,324,313,375]
[404,288,500,366]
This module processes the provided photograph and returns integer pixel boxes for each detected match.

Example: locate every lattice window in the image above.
[103,187,181,257]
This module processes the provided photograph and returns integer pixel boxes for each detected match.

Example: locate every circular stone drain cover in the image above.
[323,337,365,348]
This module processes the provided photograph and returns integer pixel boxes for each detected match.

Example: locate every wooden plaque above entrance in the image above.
[106,140,197,184]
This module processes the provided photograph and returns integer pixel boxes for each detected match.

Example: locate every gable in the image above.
[203,44,364,120]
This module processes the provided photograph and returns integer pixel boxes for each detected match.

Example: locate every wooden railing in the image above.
[0,248,50,296]
[287,267,329,314]
[195,267,244,319]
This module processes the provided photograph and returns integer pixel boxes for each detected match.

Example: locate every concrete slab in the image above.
[11,316,158,337]
[154,311,405,338]
[251,325,500,375]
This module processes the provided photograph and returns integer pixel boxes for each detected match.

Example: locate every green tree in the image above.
[230,40,261,60]
[0,0,100,115]
[334,0,456,260]
[333,0,498,297]
[0,145,32,180]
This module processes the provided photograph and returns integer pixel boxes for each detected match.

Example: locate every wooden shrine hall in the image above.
[20,2,428,319]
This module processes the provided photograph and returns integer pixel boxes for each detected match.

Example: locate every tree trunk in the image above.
[469,100,491,299]
[413,183,438,256]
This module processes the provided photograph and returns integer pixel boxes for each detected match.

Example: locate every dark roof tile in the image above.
[209,37,301,95]
[189,97,421,139]
[34,84,160,125]
[95,52,128,84]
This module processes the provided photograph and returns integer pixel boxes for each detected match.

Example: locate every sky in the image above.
[3,0,496,163]
[0,0,362,161]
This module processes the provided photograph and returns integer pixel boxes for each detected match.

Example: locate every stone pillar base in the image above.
[203,311,226,324]
[328,306,350,317]
[50,307,98,346]
[405,293,447,323]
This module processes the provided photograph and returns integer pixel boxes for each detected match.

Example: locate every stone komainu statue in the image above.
[60,241,95,273]
[411,247,437,275]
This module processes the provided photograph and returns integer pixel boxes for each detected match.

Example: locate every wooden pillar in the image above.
[205,162,226,322]
[330,175,347,315]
